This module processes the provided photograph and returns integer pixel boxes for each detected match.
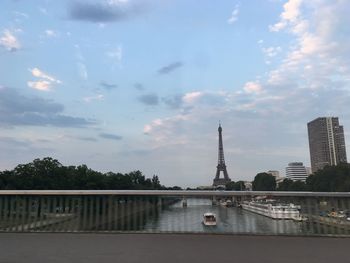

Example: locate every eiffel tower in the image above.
[213,123,231,187]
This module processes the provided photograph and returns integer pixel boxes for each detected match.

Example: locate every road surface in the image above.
[0,233,349,263]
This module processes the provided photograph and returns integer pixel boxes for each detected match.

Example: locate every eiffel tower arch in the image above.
[213,123,231,187]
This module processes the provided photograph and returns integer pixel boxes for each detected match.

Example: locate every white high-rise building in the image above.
[286,162,308,182]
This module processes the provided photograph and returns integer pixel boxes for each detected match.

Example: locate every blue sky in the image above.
[1,0,350,187]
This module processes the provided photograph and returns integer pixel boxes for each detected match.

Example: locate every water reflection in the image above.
[1,196,346,235]
[144,198,304,235]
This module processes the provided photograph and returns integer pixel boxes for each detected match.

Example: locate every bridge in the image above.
[1,233,349,263]
[0,190,349,262]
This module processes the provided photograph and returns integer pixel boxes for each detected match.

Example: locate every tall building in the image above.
[286,162,308,182]
[307,117,347,173]
[213,123,231,187]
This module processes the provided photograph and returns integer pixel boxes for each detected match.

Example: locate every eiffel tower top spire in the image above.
[213,123,231,187]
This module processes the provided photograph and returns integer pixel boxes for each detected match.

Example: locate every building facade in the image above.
[307,117,347,173]
[286,162,308,182]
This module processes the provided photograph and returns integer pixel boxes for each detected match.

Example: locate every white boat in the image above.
[202,213,217,226]
[225,200,233,207]
[241,200,302,220]
[220,199,233,207]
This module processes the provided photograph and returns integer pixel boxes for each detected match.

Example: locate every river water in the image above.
[143,198,306,235]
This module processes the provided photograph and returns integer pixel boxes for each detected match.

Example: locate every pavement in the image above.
[0,233,349,263]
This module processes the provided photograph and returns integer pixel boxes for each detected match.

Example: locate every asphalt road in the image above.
[0,233,349,263]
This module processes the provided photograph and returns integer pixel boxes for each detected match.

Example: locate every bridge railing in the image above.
[0,190,349,236]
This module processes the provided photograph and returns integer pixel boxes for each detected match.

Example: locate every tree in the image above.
[234,181,246,191]
[167,186,182,190]
[252,173,276,191]
[289,180,307,191]
[0,170,14,189]
[0,157,165,190]
[151,175,161,189]
[225,181,236,190]
[277,179,293,191]
[277,179,307,191]
[306,164,350,192]
[226,181,246,191]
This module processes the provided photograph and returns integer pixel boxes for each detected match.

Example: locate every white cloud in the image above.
[74,44,88,80]
[106,46,123,62]
[78,62,88,80]
[227,5,239,24]
[13,11,29,19]
[83,94,104,103]
[269,0,302,32]
[280,0,302,21]
[39,7,48,15]
[299,33,325,55]
[182,91,204,104]
[28,68,61,91]
[262,46,282,57]
[27,80,51,91]
[266,0,350,89]
[0,29,21,51]
[143,119,163,134]
[291,19,308,34]
[243,82,263,94]
[270,21,286,32]
[107,0,129,6]
[143,124,152,134]
[30,68,61,83]
[143,115,190,146]
[45,30,59,38]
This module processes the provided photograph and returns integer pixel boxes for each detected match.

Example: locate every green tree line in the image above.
[249,164,350,192]
[225,181,247,191]
[0,157,165,190]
